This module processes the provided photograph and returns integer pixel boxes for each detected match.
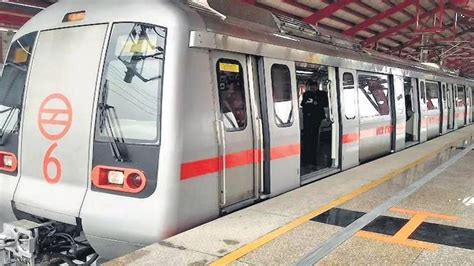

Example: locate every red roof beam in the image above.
[303,0,357,24]
[362,6,441,46]
[446,3,474,17]
[343,0,417,37]
[0,10,33,28]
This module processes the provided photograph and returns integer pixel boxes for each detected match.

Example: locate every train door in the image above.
[404,77,420,146]
[440,83,448,134]
[339,69,359,170]
[419,79,428,142]
[456,85,466,127]
[453,84,459,129]
[447,84,455,130]
[295,63,340,183]
[466,86,472,123]
[211,51,258,208]
[259,58,300,195]
[357,72,392,162]
[393,75,406,151]
[13,25,108,224]
[470,86,474,122]
[425,81,441,139]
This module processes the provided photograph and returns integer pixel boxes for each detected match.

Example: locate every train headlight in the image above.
[92,166,147,194]
[0,152,17,172]
[3,155,13,168]
[107,170,125,185]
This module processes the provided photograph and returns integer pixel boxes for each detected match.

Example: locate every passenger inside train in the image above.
[296,64,332,176]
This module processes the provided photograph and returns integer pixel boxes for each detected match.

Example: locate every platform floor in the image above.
[109,125,474,266]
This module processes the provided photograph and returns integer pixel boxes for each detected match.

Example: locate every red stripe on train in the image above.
[180,143,298,180]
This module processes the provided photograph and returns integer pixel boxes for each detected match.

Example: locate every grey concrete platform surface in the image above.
[108,125,474,266]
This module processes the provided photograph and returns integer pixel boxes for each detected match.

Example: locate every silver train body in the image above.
[0,0,472,263]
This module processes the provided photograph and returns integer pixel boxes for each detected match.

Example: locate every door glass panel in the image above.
[342,73,356,119]
[425,82,440,110]
[457,86,465,107]
[358,72,390,117]
[271,64,293,127]
[216,59,247,131]
[420,82,426,103]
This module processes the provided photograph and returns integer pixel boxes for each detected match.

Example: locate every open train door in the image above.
[418,79,428,142]
[13,25,108,225]
[258,57,300,196]
[338,68,359,170]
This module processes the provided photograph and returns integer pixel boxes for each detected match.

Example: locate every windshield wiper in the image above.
[98,81,127,162]
[0,105,20,146]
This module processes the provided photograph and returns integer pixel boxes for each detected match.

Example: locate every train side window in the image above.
[358,72,390,117]
[342,73,356,119]
[216,59,247,131]
[271,64,293,127]
[425,82,440,110]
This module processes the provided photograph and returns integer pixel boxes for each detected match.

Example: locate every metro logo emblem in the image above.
[38,93,73,141]
[37,93,73,184]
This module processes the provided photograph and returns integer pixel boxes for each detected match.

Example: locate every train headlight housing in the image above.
[107,170,125,185]
[0,152,17,172]
[3,155,13,168]
[92,166,147,194]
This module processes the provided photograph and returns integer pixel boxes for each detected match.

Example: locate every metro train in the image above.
[0,0,472,264]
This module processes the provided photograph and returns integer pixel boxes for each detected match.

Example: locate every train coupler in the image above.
[0,219,97,265]
[0,220,44,265]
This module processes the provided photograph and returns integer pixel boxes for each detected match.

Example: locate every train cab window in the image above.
[0,32,37,137]
[271,64,293,127]
[97,23,166,144]
[425,82,440,110]
[358,72,390,117]
[216,59,247,131]
[342,73,357,119]
[457,86,465,107]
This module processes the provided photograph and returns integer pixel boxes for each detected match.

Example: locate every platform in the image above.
[108,125,474,266]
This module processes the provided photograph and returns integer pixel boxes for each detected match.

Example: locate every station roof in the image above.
[0,0,473,78]
[245,0,474,79]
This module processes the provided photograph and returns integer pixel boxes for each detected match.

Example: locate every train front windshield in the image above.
[0,32,37,140]
[96,23,166,145]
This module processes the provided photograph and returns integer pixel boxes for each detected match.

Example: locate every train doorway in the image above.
[296,63,339,182]
[403,77,420,146]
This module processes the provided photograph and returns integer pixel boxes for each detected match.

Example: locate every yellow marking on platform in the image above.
[356,231,437,251]
[210,141,462,266]
[390,207,459,221]
[355,208,459,251]
[393,213,428,240]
